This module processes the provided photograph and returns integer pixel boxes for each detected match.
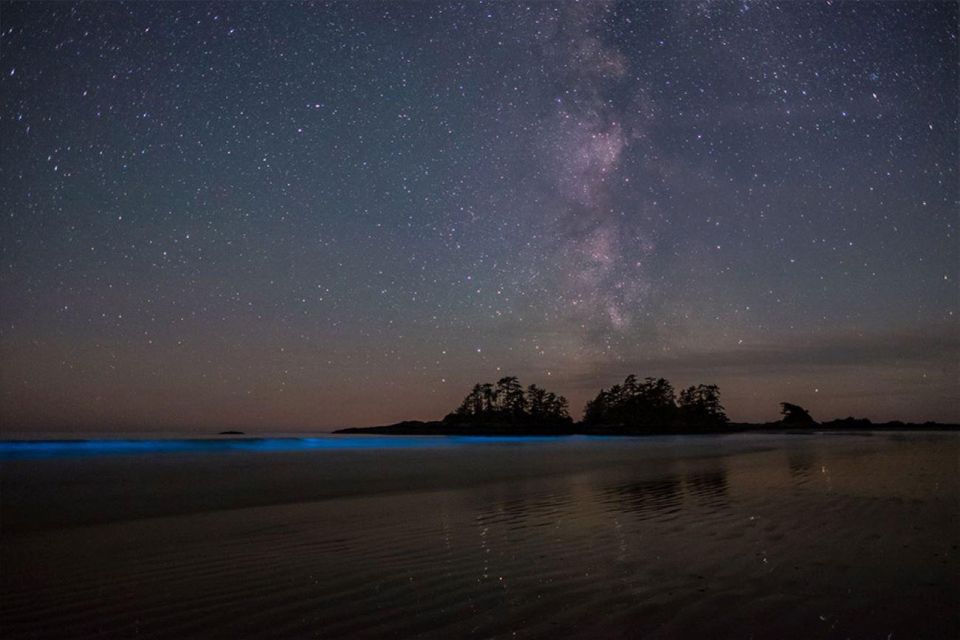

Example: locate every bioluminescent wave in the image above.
[0,435,585,459]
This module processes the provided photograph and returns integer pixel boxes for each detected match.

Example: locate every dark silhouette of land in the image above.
[779,402,816,427]
[443,377,573,429]
[335,374,959,435]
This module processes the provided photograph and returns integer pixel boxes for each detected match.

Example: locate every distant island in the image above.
[335,375,959,436]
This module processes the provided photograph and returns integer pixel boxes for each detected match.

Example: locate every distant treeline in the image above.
[444,377,572,426]
[334,376,957,435]
[442,375,900,434]
[583,375,727,431]
[444,374,730,433]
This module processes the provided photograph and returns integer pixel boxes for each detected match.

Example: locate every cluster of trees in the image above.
[436,376,938,434]
[444,376,572,425]
[583,375,677,427]
[446,374,730,432]
[581,374,728,431]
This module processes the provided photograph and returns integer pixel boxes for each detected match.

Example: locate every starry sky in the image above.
[1,1,957,432]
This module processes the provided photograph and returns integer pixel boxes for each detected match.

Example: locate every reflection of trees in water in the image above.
[684,469,729,506]
[787,448,818,481]
[468,483,577,585]
[472,482,575,530]
[602,467,730,516]
[602,477,683,516]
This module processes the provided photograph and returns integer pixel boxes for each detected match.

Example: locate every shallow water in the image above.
[2,432,957,638]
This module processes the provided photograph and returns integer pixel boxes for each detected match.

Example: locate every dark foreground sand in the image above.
[1,432,957,638]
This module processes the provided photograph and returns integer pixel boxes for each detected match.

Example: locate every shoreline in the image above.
[1,421,957,444]
[334,420,960,436]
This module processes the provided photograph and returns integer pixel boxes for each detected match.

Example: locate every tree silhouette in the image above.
[496,376,526,416]
[445,377,571,427]
[583,389,610,424]
[552,394,570,420]
[678,384,728,428]
[637,377,676,421]
[780,402,816,426]
[526,384,547,418]
[623,374,639,398]
[450,375,732,433]
[480,383,496,413]
[454,383,485,417]
[581,374,679,430]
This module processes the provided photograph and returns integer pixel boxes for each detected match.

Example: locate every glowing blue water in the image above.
[0,435,575,459]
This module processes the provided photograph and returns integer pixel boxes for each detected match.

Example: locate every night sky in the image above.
[1,1,957,432]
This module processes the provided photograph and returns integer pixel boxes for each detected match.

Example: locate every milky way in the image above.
[1,1,957,431]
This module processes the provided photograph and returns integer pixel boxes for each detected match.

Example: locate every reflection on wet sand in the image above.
[601,467,729,517]
[602,476,684,517]
[1,433,957,639]
[684,469,729,507]
[787,448,819,482]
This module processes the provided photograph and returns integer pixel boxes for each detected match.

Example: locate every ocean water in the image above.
[1,432,957,638]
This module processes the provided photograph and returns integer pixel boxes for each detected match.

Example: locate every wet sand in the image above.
[2,432,957,638]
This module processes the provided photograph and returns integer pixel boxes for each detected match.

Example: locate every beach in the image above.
[2,432,957,638]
